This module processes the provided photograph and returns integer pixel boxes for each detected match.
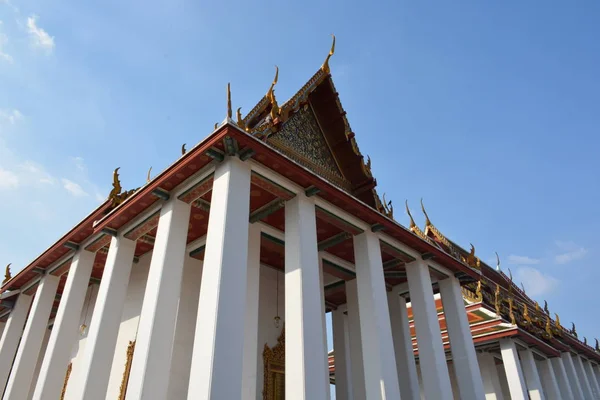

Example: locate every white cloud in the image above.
[0,167,19,189]
[0,109,23,125]
[62,178,88,197]
[515,267,559,297]
[554,240,587,265]
[507,254,540,265]
[0,24,13,63]
[27,15,54,52]
[72,156,86,173]
[19,161,55,185]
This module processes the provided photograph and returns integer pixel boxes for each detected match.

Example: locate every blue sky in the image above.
[1,0,599,370]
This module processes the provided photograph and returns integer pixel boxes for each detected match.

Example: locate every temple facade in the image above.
[0,37,598,400]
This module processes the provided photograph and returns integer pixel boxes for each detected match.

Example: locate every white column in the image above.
[573,354,594,399]
[283,194,329,400]
[499,339,528,400]
[4,274,59,399]
[242,223,261,400]
[0,321,5,339]
[73,235,136,400]
[126,199,191,400]
[187,157,252,399]
[166,256,203,399]
[0,293,33,392]
[585,360,600,399]
[563,352,585,400]
[32,250,95,400]
[345,279,366,400]
[353,232,401,399]
[438,276,485,400]
[519,348,546,400]
[27,326,51,400]
[318,258,331,400]
[594,364,600,393]
[388,289,420,400]
[406,260,453,400]
[551,356,574,400]
[332,307,351,400]
[478,353,504,400]
[537,358,562,400]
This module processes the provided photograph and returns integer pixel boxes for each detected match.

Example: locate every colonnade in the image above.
[0,156,596,399]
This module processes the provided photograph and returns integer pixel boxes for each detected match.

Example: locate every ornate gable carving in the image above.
[267,105,350,190]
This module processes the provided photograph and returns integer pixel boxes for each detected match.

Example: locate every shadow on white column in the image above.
[536,357,562,400]
[499,339,528,400]
[551,356,574,400]
[126,198,191,400]
[4,274,59,399]
[388,289,420,400]
[332,307,352,400]
[519,348,545,400]
[0,293,33,392]
[572,354,594,400]
[187,157,252,399]
[283,194,328,400]
[439,276,485,400]
[345,279,366,400]
[562,352,585,400]
[406,261,452,400]
[584,360,600,399]
[73,236,136,400]
[242,224,261,400]
[478,353,505,400]
[32,250,95,400]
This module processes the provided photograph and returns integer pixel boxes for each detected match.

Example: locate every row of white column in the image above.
[332,263,486,398]
[479,338,600,400]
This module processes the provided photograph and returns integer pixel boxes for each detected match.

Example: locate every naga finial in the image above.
[181,144,186,155]
[214,122,218,130]
[508,267,513,282]
[555,313,562,329]
[267,65,279,99]
[544,300,549,315]
[366,155,371,171]
[321,34,336,74]
[108,167,122,202]
[405,200,417,229]
[584,337,588,346]
[521,282,525,293]
[227,83,232,120]
[420,198,432,226]
[3,263,11,284]
[146,167,152,183]
[381,193,393,219]
[495,252,501,271]
[571,322,578,338]
[236,107,247,131]
[595,338,599,352]
[545,316,553,338]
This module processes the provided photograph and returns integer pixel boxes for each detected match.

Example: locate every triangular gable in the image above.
[241,66,385,212]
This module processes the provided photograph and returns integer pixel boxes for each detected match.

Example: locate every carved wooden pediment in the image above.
[263,328,285,400]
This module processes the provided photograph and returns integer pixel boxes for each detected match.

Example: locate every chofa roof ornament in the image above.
[3,263,11,285]
[321,34,336,74]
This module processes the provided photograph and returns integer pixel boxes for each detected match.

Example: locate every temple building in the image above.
[0,36,598,400]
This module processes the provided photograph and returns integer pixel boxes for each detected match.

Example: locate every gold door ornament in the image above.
[118,340,136,400]
[263,327,285,400]
[60,362,72,400]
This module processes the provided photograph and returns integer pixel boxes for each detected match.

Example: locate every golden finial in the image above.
[475,280,482,301]
[555,313,562,330]
[405,200,417,229]
[267,65,279,99]
[523,303,532,324]
[181,144,186,155]
[494,284,501,314]
[214,122,218,130]
[545,316,553,338]
[544,300,549,315]
[382,193,393,219]
[146,167,152,183]
[236,107,247,131]
[108,167,122,202]
[227,83,232,120]
[508,297,516,325]
[420,198,432,226]
[321,34,336,74]
[535,301,541,314]
[3,263,11,284]
[495,252,501,271]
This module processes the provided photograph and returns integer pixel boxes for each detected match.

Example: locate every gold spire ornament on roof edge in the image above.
[181,144,186,155]
[595,338,599,352]
[227,83,232,120]
[381,193,393,219]
[236,107,247,131]
[3,263,11,284]
[321,34,336,74]
[420,198,432,227]
[544,300,549,315]
[405,200,417,229]
[267,65,279,99]
[146,167,152,183]
[495,252,501,271]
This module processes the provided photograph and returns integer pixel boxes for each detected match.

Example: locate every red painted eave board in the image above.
[1,201,111,293]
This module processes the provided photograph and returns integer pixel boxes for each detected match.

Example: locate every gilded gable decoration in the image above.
[461,244,481,270]
[321,34,335,74]
[119,340,136,400]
